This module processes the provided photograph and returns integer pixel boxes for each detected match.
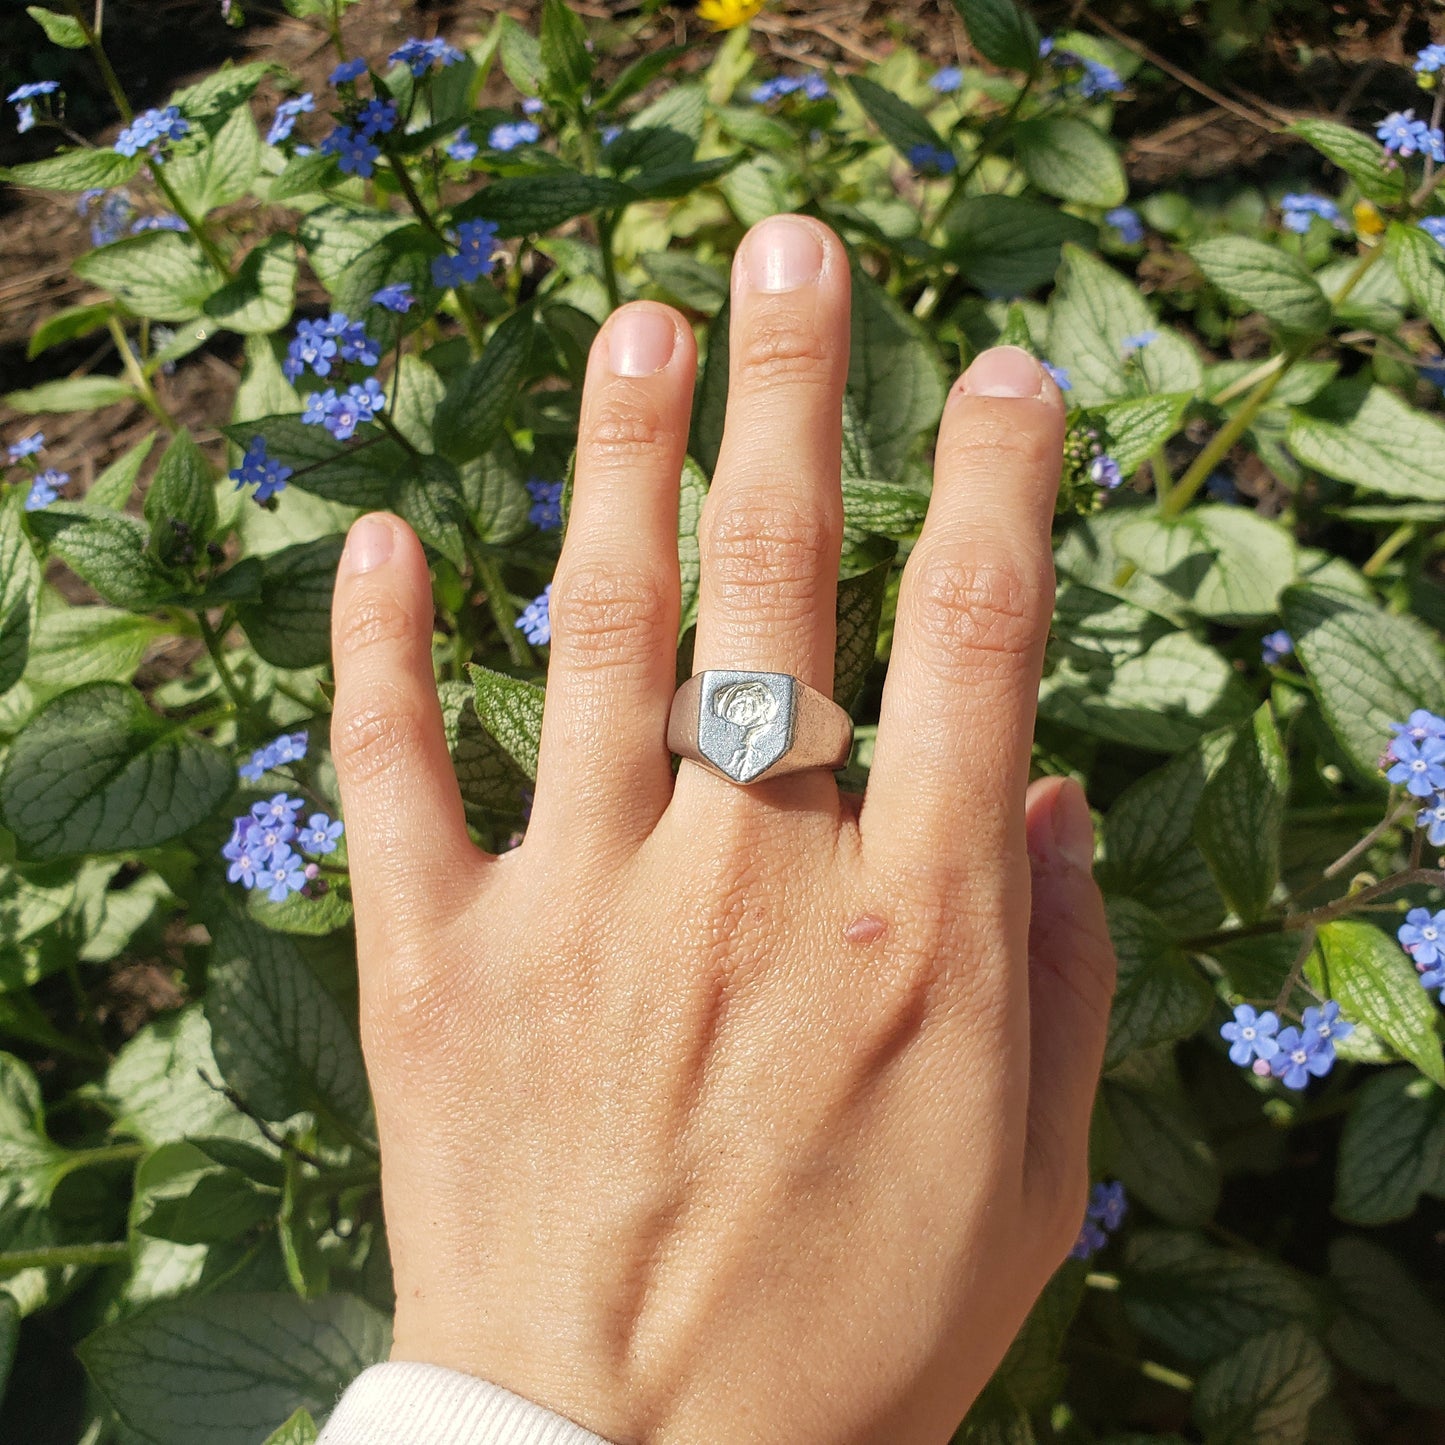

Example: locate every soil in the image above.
[0,0,1433,485]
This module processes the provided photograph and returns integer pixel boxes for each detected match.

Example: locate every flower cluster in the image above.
[516,583,552,646]
[929,66,962,94]
[266,93,314,146]
[114,105,189,159]
[330,58,368,85]
[1105,206,1144,244]
[1376,110,1445,162]
[4,432,65,511]
[389,37,465,76]
[75,189,185,246]
[907,143,956,175]
[319,125,381,178]
[750,73,830,104]
[302,378,386,441]
[1043,361,1071,391]
[1121,330,1157,354]
[1041,39,1124,98]
[1220,1001,1353,1088]
[238,730,308,782]
[371,283,415,314]
[1069,1181,1126,1260]
[1415,44,1445,84]
[1420,216,1445,247]
[228,436,293,504]
[1383,709,1445,798]
[1280,193,1344,234]
[223,794,343,903]
[1063,419,1122,492]
[431,219,500,288]
[283,313,380,382]
[525,478,563,532]
[447,128,479,163]
[489,120,541,152]
[9,80,59,133]
[1261,629,1293,666]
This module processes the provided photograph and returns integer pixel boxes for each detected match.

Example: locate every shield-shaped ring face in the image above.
[696,671,797,783]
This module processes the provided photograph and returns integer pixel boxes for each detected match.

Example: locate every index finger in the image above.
[859,346,1065,885]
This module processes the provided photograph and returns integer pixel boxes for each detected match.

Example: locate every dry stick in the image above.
[1079,5,1282,132]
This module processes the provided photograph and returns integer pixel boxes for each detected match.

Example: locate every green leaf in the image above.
[388,354,445,453]
[539,0,592,101]
[394,456,467,567]
[204,235,298,336]
[944,195,1095,297]
[0,1293,17,1402]
[1309,920,1445,1086]
[1104,898,1212,1067]
[264,1408,319,1445]
[88,434,157,510]
[1038,630,1250,751]
[25,601,158,694]
[690,300,729,476]
[1327,1236,1445,1410]
[847,75,947,160]
[468,664,545,783]
[1287,383,1445,501]
[168,61,273,124]
[79,1292,390,1445]
[26,301,115,360]
[1189,237,1331,334]
[26,6,87,47]
[1291,119,1405,206]
[1281,584,1445,781]
[438,681,530,820]
[73,232,223,323]
[144,430,217,547]
[131,1142,275,1245]
[0,491,41,698]
[1103,1080,1221,1226]
[497,13,544,95]
[848,268,948,476]
[949,0,1041,71]
[0,148,141,192]
[1094,393,1192,477]
[3,376,133,414]
[167,105,263,217]
[221,416,401,509]
[1115,506,1297,621]
[678,458,708,635]
[841,478,931,542]
[1097,745,1225,933]
[28,505,177,611]
[1194,704,1288,922]
[205,911,371,1131]
[1047,245,1201,405]
[1123,1230,1320,1364]
[236,535,343,670]
[834,539,895,712]
[433,307,535,463]
[450,174,636,238]
[1387,220,1445,345]
[0,684,233,859]
[1014,116,1126,207]
[1193,1324,1330,1445]
[1335,1068,1445,1224]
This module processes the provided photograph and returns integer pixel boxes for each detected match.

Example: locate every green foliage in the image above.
[4,1,1445,1440]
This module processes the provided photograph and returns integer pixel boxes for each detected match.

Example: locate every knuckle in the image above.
[902,547,1050,668]
[735,310,833,388]
[331,684,425,786]
[333,591,412,661]
[702,496,838,612]
[549,561,670,666]
[585,383,672,461]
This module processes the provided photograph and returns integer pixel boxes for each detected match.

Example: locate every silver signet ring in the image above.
[666,670,854,786]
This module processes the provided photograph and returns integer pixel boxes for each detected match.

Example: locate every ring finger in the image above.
[672,214,851,817]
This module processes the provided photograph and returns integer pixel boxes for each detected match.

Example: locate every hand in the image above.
[329,215,1116,1445]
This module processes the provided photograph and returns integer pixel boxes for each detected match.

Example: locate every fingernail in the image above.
[343,513,394,575]
[743,214,825,292]
[960,345,1046,399]
[608,305,677,377]
[1048,778,1096,872]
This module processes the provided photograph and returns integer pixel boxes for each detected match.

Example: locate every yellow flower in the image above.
[696,0,765,30]
[1352,199,1385,237]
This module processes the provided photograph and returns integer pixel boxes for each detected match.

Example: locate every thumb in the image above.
[1021,775,1116,1200]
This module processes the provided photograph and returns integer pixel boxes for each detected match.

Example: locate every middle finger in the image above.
[673,214,851,815]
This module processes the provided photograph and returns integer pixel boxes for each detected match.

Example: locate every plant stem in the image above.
[468,544,534,669]
[65,0,133,122]
[598,210,623,312]
[925,75,1035,249]
[106,316,178,432]
[149,168,231,274]
[198,612,251,717]
[1271,926,1317,1013]
[1321,796,1413,881]
[0,1242,130,1279]
[372,409,423,461]
[1362,522,1416,577]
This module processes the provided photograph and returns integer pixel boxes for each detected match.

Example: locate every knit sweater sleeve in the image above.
[316,1362,613,1445]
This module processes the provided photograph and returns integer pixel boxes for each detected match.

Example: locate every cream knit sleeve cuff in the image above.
[317,1362,613,1445]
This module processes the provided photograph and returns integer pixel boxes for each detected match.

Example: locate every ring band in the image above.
[667,670,854,786]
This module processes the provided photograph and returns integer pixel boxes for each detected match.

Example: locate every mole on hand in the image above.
[844,913,888,945]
